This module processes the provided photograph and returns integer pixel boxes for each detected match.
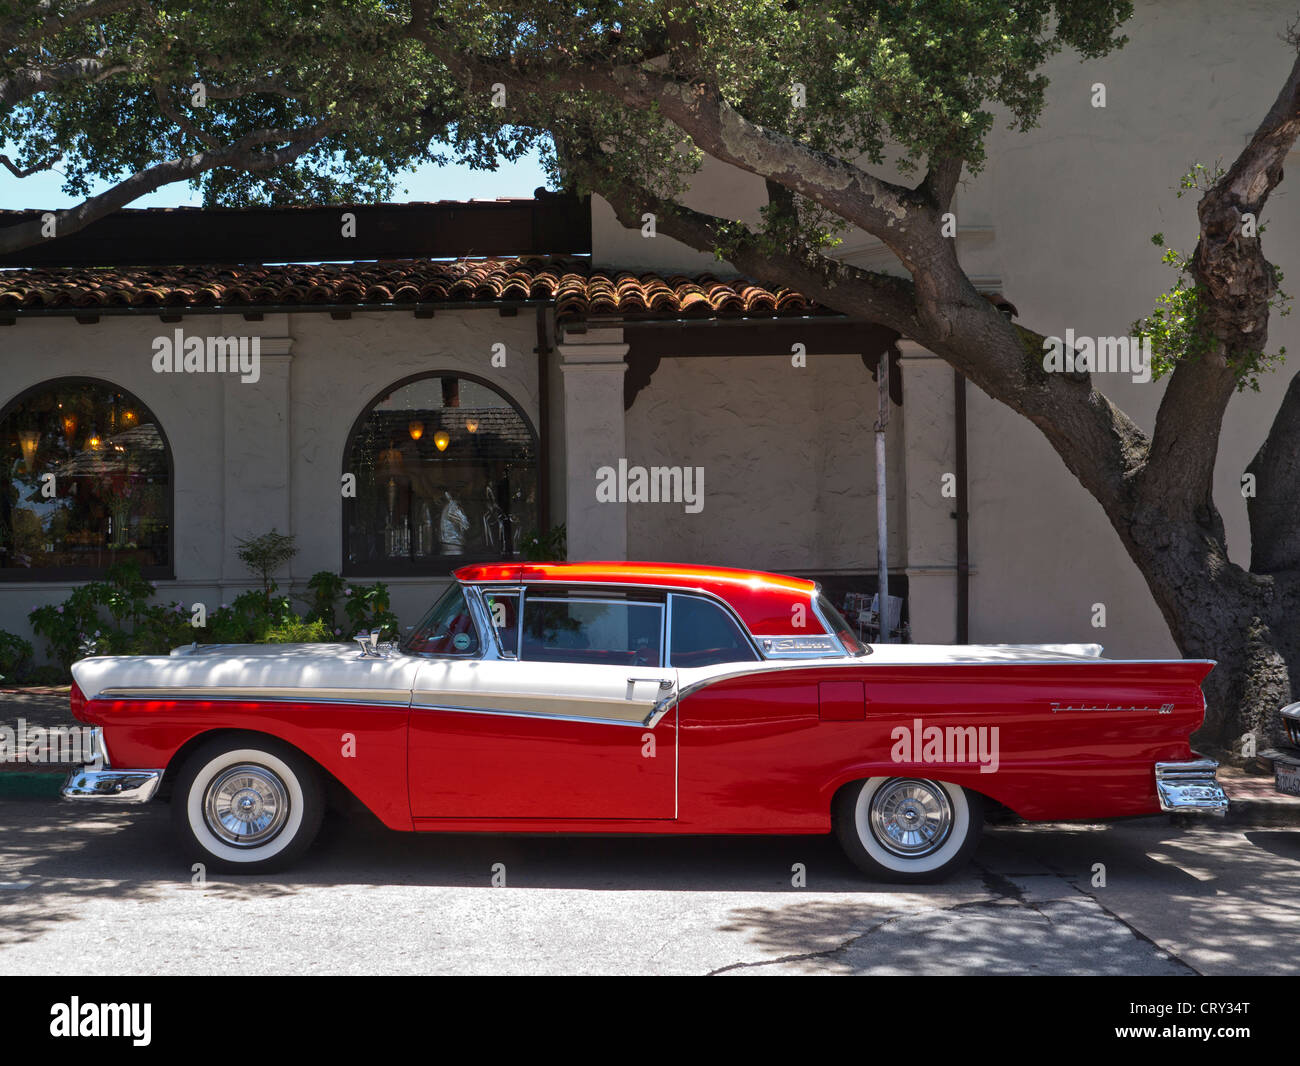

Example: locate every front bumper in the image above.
[1155,757,1229,814]
[60,727,163,803]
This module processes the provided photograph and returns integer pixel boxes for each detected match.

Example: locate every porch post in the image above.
[556,327,629,560]
[896,339,961,643]
[875,348,892,642]
[219,317,294,588]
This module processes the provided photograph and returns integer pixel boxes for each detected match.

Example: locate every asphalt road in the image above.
[0,798,1296,976]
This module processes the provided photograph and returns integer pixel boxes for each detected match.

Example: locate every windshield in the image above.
[818,594,870,656]
[402,584,481,656]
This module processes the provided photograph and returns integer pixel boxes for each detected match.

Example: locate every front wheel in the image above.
[833,777,983,883]
[171,735,324,873]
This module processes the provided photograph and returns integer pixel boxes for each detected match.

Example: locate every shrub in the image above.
[261,617,332,643]
[0,630,34,683]
[235,528,298,608]
[305,570,347,629]
[521,524,566,561]
[341,581,399,641]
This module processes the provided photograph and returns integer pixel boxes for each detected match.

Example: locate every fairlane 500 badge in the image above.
[1050,702,1174,714]
[762,636,838,652]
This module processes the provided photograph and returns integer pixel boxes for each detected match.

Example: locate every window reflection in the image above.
[0,380,170,577]
[344,375,538,574]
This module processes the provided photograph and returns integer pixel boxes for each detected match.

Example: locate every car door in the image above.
[408,586,678,820]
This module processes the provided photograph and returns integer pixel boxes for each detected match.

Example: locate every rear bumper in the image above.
[59,727,162,803]
[1155,757,1229,814]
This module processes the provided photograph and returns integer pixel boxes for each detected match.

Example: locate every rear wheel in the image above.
[833,776,983,883]
[171,735,324,873]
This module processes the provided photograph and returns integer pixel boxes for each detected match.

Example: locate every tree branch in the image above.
[0,0,135,50]
[0,153,57,178]
[0,122,334,255]
[1145,48,1300,520]
[0,55,129,107]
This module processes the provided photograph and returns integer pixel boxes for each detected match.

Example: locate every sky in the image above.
[0,148,553,211]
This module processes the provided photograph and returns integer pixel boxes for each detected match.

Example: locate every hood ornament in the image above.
[354,628,391,659]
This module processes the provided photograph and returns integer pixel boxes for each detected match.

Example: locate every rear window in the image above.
[669,595,758,667]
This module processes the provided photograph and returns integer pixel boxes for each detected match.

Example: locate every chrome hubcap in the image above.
[868,779,953,857]
[204,764,290,847]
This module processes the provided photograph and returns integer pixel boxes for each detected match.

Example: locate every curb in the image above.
[0,770,65,799]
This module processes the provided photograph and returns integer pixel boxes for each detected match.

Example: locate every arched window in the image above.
[343,372,539,575]
[0,378,172,580]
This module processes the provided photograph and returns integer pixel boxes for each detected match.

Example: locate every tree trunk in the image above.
[1122,512,1300,756]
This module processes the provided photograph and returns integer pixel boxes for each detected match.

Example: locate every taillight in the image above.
[69,681,86,720]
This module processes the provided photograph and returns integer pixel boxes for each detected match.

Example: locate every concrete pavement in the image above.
[0,798,1295,975]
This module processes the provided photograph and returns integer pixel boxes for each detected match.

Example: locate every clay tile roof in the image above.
[0,256,832,323]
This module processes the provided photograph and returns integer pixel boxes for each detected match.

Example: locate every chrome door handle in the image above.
[627,677,675,690]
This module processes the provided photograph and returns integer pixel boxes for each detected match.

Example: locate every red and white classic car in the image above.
[61,562,1228,881]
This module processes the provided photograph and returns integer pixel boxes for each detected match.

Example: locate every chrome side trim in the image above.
[1155,757,1229,814]
[413,701,649,729]
[95,687,414,708]
[62,767,163,803]
[644,693,678,729]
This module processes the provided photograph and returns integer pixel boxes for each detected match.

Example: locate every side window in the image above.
[482,589,521,656]
[521,597,664,666]
[669,594,759,667]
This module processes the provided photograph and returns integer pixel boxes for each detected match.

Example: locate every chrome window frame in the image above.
[462,577,849,664]
[477,584,523,661]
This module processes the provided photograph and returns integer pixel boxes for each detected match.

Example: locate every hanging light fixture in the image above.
[87,427,102,450]
[61,412,78,438]
[433,430,450,452]
[121,409,137,427]
[408,420,425,441]
[465,417,479,434]
[17,429,39,473]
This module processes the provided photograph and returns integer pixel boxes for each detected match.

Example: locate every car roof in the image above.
[452,561,821,636]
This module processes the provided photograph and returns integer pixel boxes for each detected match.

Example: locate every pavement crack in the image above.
[706,914,903,975]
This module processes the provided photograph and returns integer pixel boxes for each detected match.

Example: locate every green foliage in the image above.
[0,1,1135,263]
[207,590,294,644]
[0,630,34,683]
[1134,168,1291,392]
[235,528,298,606]
[23,561,391,678]
[261,616,332,643]
[305,570,348,628]
[341,582,399,640]
[520,524,567,562]
[0,0,438,209]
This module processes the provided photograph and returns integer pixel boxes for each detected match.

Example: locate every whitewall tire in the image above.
[833,777,983,883]
[172,736,324,873]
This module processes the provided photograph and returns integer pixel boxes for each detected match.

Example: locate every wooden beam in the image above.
[0,193,592,267]
[623,319,899,409]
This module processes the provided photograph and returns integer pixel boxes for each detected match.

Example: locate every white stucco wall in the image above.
[955,0,1300,655]
[623,352,905,573]
[0,308,541,654]
[588,0,1300,655]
